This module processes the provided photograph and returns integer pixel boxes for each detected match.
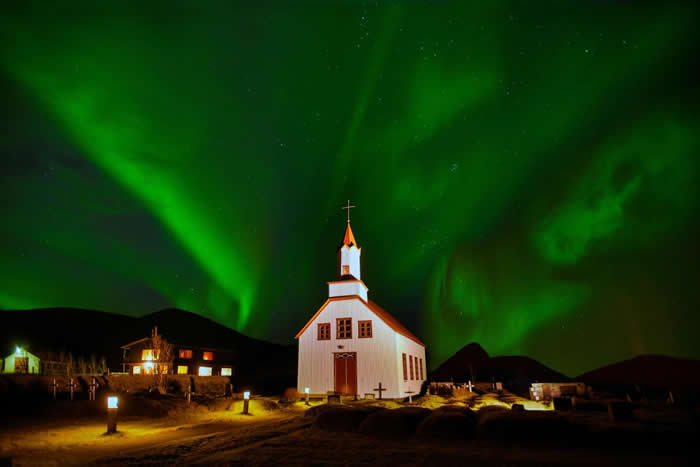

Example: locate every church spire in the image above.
[337,200,361,280]
[341,223,358,248]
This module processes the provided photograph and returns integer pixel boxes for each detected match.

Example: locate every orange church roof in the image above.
[340,223,358,248]
[295,295,425,347]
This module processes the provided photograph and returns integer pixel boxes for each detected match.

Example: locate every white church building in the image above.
[296,216,427,399]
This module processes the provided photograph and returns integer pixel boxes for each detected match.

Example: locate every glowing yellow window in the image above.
[177,365,188,375]
[198,366,212,376]
[133,365,141,374]
[142,349,154,361]
[203,351,213,361]
[221,367,232,376]
[179,349,193,359]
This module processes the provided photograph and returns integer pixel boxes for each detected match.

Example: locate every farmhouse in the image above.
[121,327,235,377]
[296,215,427,399]
[3,347,40,374]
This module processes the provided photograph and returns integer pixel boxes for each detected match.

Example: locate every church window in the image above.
[179,349,193,359]
[409,355,414,380]
[402,353,407,380]
[342,265,350,275]
[358,320,372,338]
[337,318,352,339]
[203,351,214,361]
[414,356,419,381]
[419,358,424,380]
[318,323,330,340]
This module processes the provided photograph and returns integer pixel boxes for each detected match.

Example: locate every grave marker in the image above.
[68,378,75,401]
[373,382,386,400]
[405,389,414,403]
[327,394,341,405]
[50,378,57,401]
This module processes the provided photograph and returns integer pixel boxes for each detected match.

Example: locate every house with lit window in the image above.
[3,346,40,374]
[296,216,427,399]
[121,327,235,377]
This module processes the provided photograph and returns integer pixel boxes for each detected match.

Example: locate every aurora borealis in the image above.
[1,1,698,376]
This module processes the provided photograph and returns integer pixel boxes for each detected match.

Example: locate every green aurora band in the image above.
[1,1,698,375]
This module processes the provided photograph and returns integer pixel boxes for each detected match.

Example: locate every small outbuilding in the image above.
[530,382,586,401]
[3,347,40,374]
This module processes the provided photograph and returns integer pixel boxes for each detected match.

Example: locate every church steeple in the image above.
[341,223,357,248]
[337,200,361,280]
[337,222,361,280]
[329,200,368,300]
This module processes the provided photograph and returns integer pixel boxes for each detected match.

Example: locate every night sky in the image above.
[1,1,699,376]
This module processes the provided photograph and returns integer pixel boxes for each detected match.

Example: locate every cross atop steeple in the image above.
[341,199,355,223]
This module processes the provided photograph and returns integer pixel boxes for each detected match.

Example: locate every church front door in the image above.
[333,352,357,396]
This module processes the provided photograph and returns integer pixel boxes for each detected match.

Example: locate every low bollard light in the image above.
[243,391,250,414]
[107,396,119,433]
[305,387,310,406]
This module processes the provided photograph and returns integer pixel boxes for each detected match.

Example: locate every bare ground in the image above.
[0,397,696,466]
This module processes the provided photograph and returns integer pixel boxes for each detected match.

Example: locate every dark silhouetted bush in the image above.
[608,401,635,421]
[359,407,431,438]
[282,387,300,402]
[416,409,478,440]
[313,406,382,432]
[477,411,581,444]
[553,397,573,411]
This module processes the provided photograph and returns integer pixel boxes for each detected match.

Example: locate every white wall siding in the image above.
[328,281,368,301]
[395,333,427,398]
[339,246,361,279]
[298,298,402,398]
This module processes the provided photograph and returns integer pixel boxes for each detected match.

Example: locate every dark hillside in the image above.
[431,343,569,395]
[0,307,296,393]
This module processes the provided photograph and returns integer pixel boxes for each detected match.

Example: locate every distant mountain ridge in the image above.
[430,343,569,394]
[577,354,700,389]
[431,343,700,393]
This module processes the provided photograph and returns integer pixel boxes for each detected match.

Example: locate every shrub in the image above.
[282,387,300,402]
[452,387,471,400]
[304,403,345,419]
[416,411,478,440]
[261,399,280,411]
[313,406,380,433]
[359,407,431,438]
[167,378,185,394]
[477,411,580,443]
[477,405,509,420]
[435,384,454,397]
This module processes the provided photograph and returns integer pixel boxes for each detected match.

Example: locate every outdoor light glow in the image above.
[305,387,309,394]
[107,396,118,409]
[15,346,21,355]
[243,391,250,400]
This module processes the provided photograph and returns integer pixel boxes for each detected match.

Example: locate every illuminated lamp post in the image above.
[305,387,310,406]
[107,396,119,434]
[243,391,250,415]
